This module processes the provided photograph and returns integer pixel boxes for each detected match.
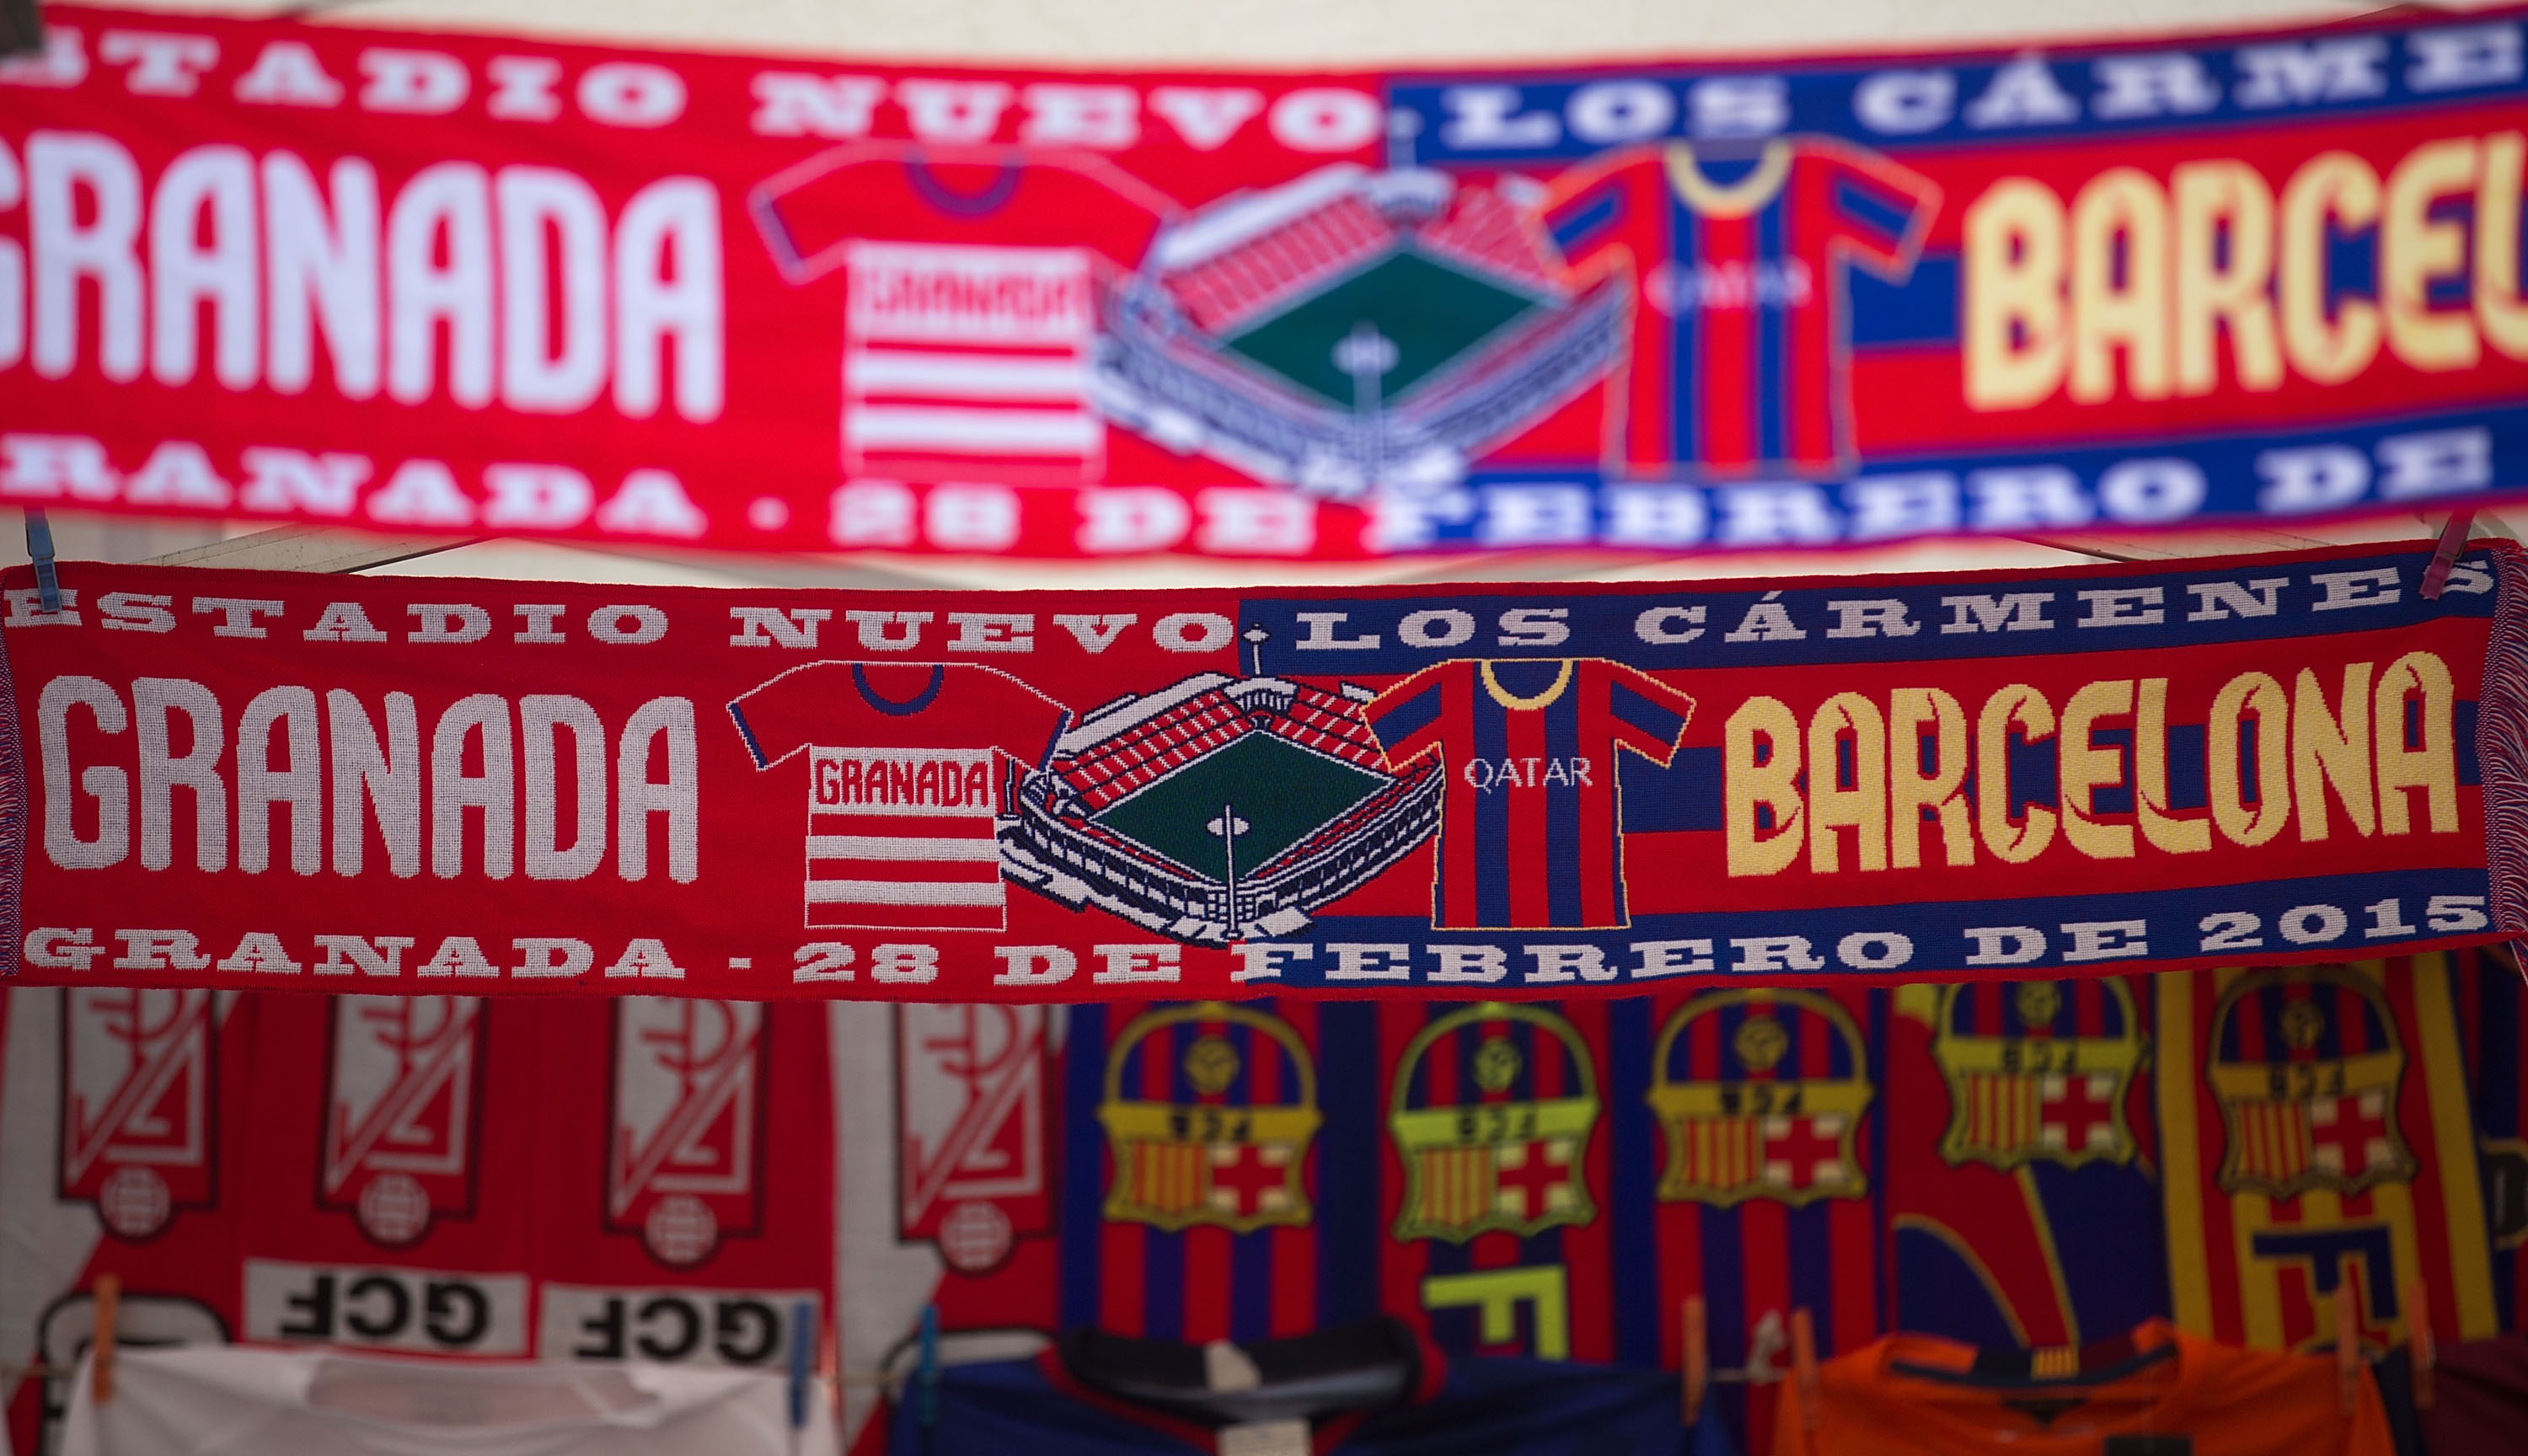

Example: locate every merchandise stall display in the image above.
[0,6,2518,562]
[4,1,2528,1454]
[8,950,2526,1453]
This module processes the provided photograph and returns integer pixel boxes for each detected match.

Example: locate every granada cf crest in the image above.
[319,997,483,1247]
[1648,990,1872,1207]
[897,1004,1052,1275]
[61,988,216,1240]
[1931,980,2143,1171]
[1388,1003,1600,1243]
[608,999,766,1266]
[1097,1003,1320,1234]
[2207,965,2418,1200]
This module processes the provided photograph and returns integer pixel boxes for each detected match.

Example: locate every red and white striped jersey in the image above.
[751,144,1176,484]
[728,661,1070,932]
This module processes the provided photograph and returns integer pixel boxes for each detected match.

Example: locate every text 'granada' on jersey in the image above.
[729,661,1069,932]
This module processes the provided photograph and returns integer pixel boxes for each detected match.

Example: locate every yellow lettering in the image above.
[1964,179,2069,410]
[2375,650,2459,834]
[2478,131,2528,361]
[2135,677,2211,854]
[2279,153,2382,384]
[2381,137,2481,372]
[2059,679,2138,859]
[2172,160,2282,395]
[1888,688,1973,869]
[1976,684,2057,864]
[1726,697,1804,877]
[1808,693,1888,873]
[1422,1268,1569,1360]
[2070,169,2172,404]
[2292,663,2377,841]
[2209,672,2290,846]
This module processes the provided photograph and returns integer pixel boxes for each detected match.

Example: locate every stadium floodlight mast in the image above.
[2,0,40,57]
[1208,805,1251,932]
[1335,322,1400,495]
[1242,625,1272,677]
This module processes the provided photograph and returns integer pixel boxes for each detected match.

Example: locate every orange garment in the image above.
[1775,1320,2393,1456]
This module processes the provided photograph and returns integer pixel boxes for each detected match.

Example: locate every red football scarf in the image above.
[2,4,2525,561]
[3,540,2523,1001]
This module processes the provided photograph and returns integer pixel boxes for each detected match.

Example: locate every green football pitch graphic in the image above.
[1221,250,1539,407]
[1091,734,1389,881]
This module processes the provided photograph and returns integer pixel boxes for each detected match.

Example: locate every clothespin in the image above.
[2421,511,2477,600]
[819,1302,839,1407]
[1681,1296,1708,1427]
[1790,1307,1821,1435]
[917,1304,940,1429]
[787,1298,813,1433]
[2333,1282,2360,1414]
[24,507,58,615]
[91,1273,118,1407]
[2410,1277,2435,1411]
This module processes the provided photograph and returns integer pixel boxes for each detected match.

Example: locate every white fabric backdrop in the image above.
[60,1347,838,1456]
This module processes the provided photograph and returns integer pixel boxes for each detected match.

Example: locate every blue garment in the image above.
[887,1354,1733,1456]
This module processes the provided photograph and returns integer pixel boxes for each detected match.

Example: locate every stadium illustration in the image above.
[1002,672,1442,944]
[1090,163,1626,500]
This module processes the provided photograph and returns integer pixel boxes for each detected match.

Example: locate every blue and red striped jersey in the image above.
[890,1351,1728,1456]
[1362,658,1694,930]
[2455,947,2528,1330]
[1377,1000,1620,1367]
[2159,957,2501,1354]
[1061,1000,1390,1346]
[1059,993,1884,1456]
[1627,987,1887,1456]
[1540,139,1937,479]
[1883,977,2169,1350]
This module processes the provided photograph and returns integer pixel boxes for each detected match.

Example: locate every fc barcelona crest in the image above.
[1648,990,1872,1207]
[1930,980,2143,1171]
[320,997,484,1246]
[61,988,217,1240]
[2207,965,2418,1201]
[1388,1003,1600,1243]
[1097,1003,1320,1234]
[608,998,767,1266]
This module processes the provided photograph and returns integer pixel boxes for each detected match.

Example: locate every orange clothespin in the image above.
[1681,1296,1708,1428]
[91,1273,119,1407]
[2333,1282,2359,1414]
[2411,1278,2435,1412]
[1791,1307,1822,1434]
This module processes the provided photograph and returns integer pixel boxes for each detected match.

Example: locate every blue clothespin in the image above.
[918,1304,940,1429]
[25,507,58,615]
[788,1298,813,1432]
